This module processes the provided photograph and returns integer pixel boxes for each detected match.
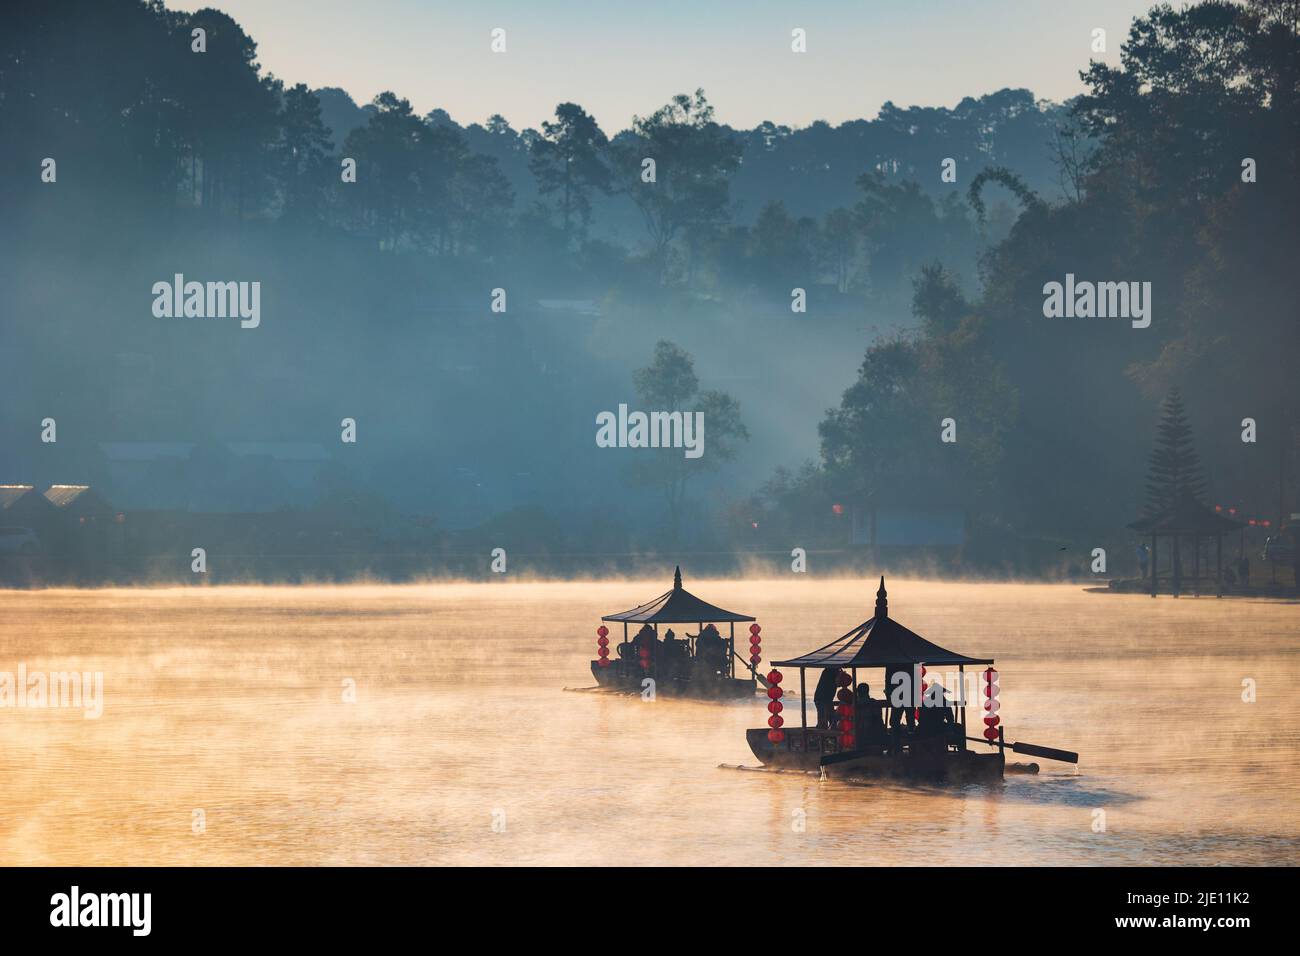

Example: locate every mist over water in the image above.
[1,579,1295,866]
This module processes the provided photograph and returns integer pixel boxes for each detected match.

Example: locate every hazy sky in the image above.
[169,0,1162,130]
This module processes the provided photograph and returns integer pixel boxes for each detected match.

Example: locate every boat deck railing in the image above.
[777,725,968,758]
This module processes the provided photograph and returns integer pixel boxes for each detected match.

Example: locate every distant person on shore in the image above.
[814,667,841,729]
[1136,542,1150,579]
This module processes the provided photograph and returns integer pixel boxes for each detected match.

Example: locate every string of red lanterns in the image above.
[748,622,762,668]
[767,670,784,743]
[836,670,856,751]
[596,625,610,668]
[982,667,1000,742]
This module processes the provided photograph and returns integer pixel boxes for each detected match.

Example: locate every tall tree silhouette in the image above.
[1144,389,1208,514]
[181,9,280,219]
[628,341,748,542]
[276,84,332,222]
[341,93,424,250]
[528,102,611,245]
[618,90,741,282]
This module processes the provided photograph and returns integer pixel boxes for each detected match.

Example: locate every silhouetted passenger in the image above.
[855,682,885,746]
[661,628,685,681]
[918,683,955,739]
[633,624,659,663]
[884,666,916,754]
[695,624,725,675]
[814,667,841,729]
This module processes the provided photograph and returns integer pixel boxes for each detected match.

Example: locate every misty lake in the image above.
[1,578,1296,866]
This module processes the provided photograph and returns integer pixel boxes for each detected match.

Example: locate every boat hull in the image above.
[592,660,756,699]
[746,728,1004,782]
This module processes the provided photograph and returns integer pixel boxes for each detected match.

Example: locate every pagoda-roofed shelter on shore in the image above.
[1128,490,1244,597]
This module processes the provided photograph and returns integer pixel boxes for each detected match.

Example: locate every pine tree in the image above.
[1144,388,1207,514]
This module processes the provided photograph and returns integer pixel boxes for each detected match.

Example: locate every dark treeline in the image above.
[1,0,1296,579]
[748,0,1299,574]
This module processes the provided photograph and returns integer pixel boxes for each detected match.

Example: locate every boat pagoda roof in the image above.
[772,577,992,669]
[1127,491,1244,535]
[601,567,756,624]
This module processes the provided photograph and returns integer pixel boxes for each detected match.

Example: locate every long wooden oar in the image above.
[967,737,1078,764]
[733,650,771,688]
[819,738,1079,766]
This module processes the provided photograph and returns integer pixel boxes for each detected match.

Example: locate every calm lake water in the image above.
[1,578,1297,866]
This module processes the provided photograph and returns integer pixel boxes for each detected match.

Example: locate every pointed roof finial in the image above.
[875,576,888,618]
[674,565,682,589]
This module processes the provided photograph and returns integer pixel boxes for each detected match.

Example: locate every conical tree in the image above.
[1144,388,1207,515]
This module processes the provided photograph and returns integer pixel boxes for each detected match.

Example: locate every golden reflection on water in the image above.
[0,579,1296,865]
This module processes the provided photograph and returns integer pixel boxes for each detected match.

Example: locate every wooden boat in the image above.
[745,577,1077,783]
[590,567,760,699]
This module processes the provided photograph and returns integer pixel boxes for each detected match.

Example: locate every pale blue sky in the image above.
[170,0,1165,130]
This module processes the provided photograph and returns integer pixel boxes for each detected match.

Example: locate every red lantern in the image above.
[767,700,783,714]
[750,654,762,665]
[837,671,852,687]
[768,714,784,729]
[597,646,609,658]
[836,688,853,703]
[597,657,611,668]
[767,685,784,700]
[768,729,785,744]
[597,625,609,638]
[597,636,609,647]
[839,734,856,749]
[767,670,782,685]
[979,668,1000,735]
[750,623,761,636]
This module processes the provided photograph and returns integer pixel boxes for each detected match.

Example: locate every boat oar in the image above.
[733,649,771,688]
[967,737,1078,764]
